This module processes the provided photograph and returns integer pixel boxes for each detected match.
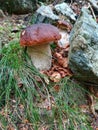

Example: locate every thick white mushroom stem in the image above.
[27,44,52,70]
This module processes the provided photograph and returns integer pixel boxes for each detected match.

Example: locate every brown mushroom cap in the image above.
[20,23,61,46]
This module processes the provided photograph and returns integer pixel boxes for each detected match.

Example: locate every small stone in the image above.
[54,2,76,21]
[37,5,59,20]
[32,5,59,24]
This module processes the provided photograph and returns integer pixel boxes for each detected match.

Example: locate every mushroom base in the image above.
[27,44,52,70]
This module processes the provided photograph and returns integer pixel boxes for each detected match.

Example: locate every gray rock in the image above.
[0,0,37,14]
[32,5,59,24]
[37,5,59,20]
[54,2,76,21]
[68,7,98,86]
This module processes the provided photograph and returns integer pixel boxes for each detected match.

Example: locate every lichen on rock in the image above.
[68,7,98,86]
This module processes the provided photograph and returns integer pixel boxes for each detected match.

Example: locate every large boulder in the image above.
[0,0,37,14]
[68,8,98,86]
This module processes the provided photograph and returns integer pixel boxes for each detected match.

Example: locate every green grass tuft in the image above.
[0,39,92,130]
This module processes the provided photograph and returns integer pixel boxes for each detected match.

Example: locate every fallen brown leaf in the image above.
[54,52,68,68]
[71,2,81,15]
[7,124,15,130]
[57,20,72,32]
[53,85,60,92]
[50,72,61,82]
[43,43,73,81]
[36,96,55,110]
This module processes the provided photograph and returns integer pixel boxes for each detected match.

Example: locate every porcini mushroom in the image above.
[20,23,61,70]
